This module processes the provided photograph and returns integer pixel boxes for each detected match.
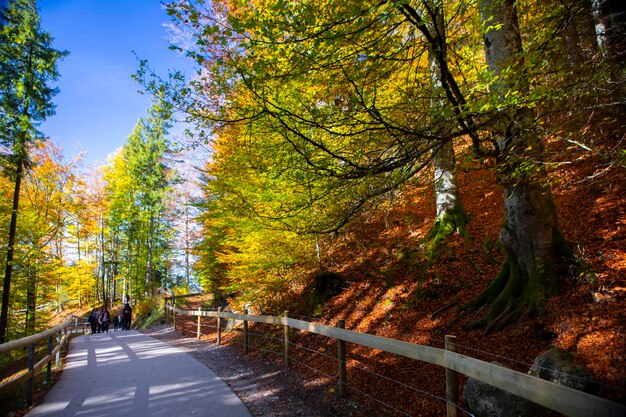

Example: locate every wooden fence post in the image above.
[46,335,53,384]
[337,319,346,397]
[164,299,168,323]
[283,310,291,366]
[197,307,202,339]
[26,342,35,406]
[74,317,78,335]
[445,335,458,417]
[217,307,222,345]
[173,300,176,332]
[243,308,249,355]
[55,332,61,367]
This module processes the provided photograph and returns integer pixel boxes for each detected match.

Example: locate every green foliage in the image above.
[132,296,163,329]
[0,0,68,341]
[102,94,178,301]
[0,0,68,156]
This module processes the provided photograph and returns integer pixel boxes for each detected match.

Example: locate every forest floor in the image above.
[173,135,626,416]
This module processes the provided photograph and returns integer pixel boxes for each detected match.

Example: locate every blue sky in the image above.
[36,0,195,166]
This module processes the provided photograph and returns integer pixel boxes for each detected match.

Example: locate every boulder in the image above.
[463,349,597,417]
[463,369,548,417]
[529,348,597,393]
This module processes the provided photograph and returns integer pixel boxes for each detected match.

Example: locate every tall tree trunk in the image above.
[76,220,81,262]
[559,0,600,64]
[111,232,118,304]
[465,0,569,332]
[127,228,134,304]
[0,157,24,343]
[25,263,37,336]
[596,0,626,61]
[594,0,626,101]
[146,212,155,297]
[427,4,467,245]
[184,203,190,287]
[99,212,107,307]
[134,229,141,300]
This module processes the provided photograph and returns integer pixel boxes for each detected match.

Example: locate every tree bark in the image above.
[25,263,37,336]
[595,0,626,100]
[146,212,155,296]
[0,157,24,343]
[99,211,107,307]
[465,0,569,331]
[427,4,467,245]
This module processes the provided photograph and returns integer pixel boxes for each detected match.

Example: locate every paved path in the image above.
[26,330,253,417]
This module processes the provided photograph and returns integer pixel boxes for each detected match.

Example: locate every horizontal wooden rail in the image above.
[1,333,68,392]
[163,292,207,301]
[169,305,625,417]
[0,317,73,355]
[0,315,84,403]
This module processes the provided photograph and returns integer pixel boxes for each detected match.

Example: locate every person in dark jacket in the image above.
[99,306,111,333]
[88,308,99,333]
[122,303,132,330]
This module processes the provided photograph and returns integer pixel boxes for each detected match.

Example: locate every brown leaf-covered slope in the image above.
[179,137,625,416]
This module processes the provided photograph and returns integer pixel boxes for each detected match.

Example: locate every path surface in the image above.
[25,330,253,417]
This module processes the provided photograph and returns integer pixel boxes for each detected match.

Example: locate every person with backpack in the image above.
[99,306,111,333]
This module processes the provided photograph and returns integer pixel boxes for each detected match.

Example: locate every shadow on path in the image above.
[25,331,253,417]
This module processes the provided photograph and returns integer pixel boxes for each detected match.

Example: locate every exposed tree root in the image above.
[463,248,561,334]
[423,205,469,255]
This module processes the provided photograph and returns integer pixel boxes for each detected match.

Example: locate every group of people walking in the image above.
[88,303,132,333]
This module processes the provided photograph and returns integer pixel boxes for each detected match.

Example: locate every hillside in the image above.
[176,134,625,416]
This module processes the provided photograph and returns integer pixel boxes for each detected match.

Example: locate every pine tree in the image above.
[0,0,67,342]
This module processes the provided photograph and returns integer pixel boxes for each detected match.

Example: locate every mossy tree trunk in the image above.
[465,0,569,331]
[432,139,467,241]
[427,4,468,246]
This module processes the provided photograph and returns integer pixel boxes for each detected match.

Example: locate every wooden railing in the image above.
[0,315,86,405]
[167,304,625,417]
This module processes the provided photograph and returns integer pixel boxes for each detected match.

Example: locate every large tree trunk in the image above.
[465,0,569,332]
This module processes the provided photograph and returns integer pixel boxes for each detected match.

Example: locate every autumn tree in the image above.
[148,1,483,234]
[101,96,177,302]
[148,0,623,324]
[15,141,76,334]
[0,0,67,342]
[125,98,174,296]
[144,1,484,304]
[193,123,321,307]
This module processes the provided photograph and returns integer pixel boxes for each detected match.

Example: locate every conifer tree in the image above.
[0,0,67,342]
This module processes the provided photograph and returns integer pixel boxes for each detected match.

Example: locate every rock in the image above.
[463,371,548,417]
[529,348,597,393]
[463,350,598,417]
